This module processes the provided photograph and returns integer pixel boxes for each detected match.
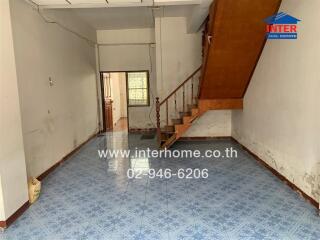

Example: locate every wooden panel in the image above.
[105,99,113,131]
[198,99,243,113]
[199,0,282,99]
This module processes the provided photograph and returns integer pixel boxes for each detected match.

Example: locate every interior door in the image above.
[101,72,114,132]
[105,98,113,131]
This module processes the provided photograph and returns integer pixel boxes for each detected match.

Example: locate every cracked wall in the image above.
[232,0,320,204]
[10,0,99,178]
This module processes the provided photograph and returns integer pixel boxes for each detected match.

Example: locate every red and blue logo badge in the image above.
[264,12,301,39]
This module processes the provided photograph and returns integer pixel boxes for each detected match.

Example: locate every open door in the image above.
[104,98,113,131]
[100,72,128,132]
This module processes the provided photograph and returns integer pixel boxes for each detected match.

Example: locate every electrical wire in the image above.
[145,0,158,129]
[151,0,156,27]
[160,7,164,97]
[26,0,158,130]
[26,0,97,47]
[148,44,156,128]
[25,0,101,133]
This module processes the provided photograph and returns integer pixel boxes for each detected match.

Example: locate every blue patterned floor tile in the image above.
[1,133,319,240]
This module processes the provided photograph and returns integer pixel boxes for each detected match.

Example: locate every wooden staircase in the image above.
[159,104,200,149]
[156,68,202,149]
[199,0,282,100]
[155,67,244,149]
[156,0,282,148]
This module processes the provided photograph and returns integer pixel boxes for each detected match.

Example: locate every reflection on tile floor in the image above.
[1,132,319,240]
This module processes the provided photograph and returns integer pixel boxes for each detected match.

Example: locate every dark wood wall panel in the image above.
[199,0,282,99]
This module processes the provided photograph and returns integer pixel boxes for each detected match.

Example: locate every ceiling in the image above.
[33,0,145,5]
[60,5,195,30]
[68,7,154,29]
[31,0,200,8]
[30,0,203,30]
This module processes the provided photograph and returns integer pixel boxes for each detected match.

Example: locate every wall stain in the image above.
[73,139,78,149]
[233,130,320,202]
[303,173,318,199]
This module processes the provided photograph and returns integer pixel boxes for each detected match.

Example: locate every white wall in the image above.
[98,29,157,129]
[232,0,320,203]
[184,110,231,137]
[155,17,202,99]
[0,0,29,221]
[98,28,154,44]
[10,0,99,178]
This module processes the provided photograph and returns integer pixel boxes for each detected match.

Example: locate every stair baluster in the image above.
[191,76,194,105]
[182,84,185,113]
[156,97,161,145]
[155,66,201,148]
[174,93,177,112]
[166,101,169,126]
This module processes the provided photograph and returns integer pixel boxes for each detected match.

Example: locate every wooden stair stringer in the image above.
[160,133,177,149]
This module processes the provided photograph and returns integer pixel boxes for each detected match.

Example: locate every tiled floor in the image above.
[1,132,319,240]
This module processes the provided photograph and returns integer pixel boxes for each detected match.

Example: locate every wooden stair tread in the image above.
[162,125,175,132]
[161,130,175,134]
[179,111,191,118]
[171,118,183,124]
[187,104,198,109]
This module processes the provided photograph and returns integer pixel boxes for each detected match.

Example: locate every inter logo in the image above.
[264,12,301,39]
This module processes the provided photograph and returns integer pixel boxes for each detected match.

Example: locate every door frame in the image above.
[100,71,129,132]
[100,70,150,133]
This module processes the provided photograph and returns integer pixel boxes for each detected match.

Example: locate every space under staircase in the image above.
[155,67,202,149]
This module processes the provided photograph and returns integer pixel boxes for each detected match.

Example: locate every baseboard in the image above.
[0,133,98,229]
[0,201,30,229]
[129,128,156,133]
[0,221,5,228]
[179,135,318,209]
[38,132,98,181]
[231,137,319,209]
[179,136,233,141]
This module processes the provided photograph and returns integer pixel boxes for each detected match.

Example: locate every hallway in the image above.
[1,133,319,240]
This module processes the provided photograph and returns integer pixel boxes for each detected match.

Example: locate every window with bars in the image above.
[127,72,149,107]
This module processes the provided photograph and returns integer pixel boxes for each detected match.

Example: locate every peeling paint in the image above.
[232,129,320,203]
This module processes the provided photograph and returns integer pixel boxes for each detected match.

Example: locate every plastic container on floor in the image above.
[28,178,41,204]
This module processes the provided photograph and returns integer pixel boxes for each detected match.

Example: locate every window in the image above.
[127,71,149,106]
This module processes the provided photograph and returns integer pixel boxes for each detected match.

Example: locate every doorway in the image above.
[100,72,128,132]
[100,71,151,133]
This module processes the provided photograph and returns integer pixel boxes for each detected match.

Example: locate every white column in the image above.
[155,17,163,99]
[0,0,29,222]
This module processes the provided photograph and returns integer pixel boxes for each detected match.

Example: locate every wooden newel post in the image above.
[156,97,161,145]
